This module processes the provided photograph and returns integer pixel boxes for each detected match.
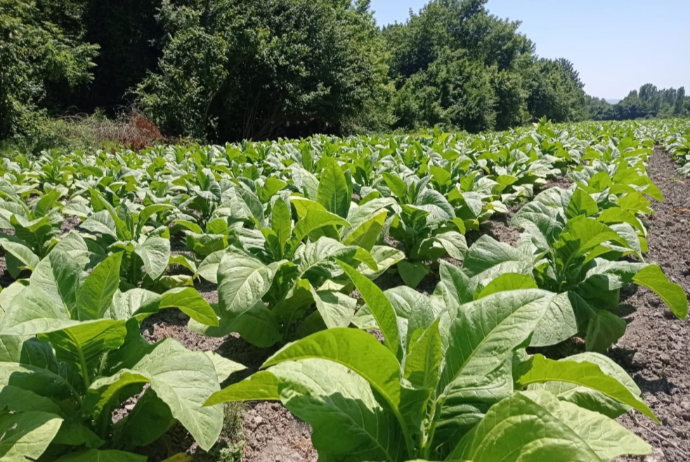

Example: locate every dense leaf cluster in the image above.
[0,119,688,460]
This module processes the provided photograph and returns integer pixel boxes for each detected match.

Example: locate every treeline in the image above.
[0,0,682,146]
[587,84,689,121]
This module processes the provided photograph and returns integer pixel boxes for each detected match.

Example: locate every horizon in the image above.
[370,0,690,100]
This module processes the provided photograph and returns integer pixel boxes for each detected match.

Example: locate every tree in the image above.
[0,0,98,139]
[384,0,536,132]
[675,87,686,115]
[392,49,497,132]
[136,0,392,141]
[526,59,587,123]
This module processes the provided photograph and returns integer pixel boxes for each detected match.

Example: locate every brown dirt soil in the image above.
[610,150,690,462]
[60,215,82,234]
[542,173,573,190]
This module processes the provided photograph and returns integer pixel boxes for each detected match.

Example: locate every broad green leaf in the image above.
[415,189,454,221]
[263,328,402,409]
[633,264,688,319]
[137,204,174,236]
[175,220,203,234]
[585,309,626,353]
[54,449,147,462]
[462,235,532,284]
[1,287,72,335]
[0,411,63,462]
[566,188,599,219]
[435,290,550,444]
[557,216,631,264]
[43,320,128,383]
[529,291,585,348]
[76,252,122,320]
[289,210,350,248]
[116,389,175,448]
[130,339,223,451]
[317,164,350,219]
[0,385,62,414]
[30,250,83,316]
[0,238,40,277]
[310,287,357,329]
[197,249,226,284]
[382,172,408,199]
[515,354,658,423]
[449,390,651,461]
[597,207,644,234]
[271,199,292,256]
[0,282,26,316]
[205,371,280,405]
[528,352,642,420]
[169,254,198,275]
[342,210,387,251]
[204,351,246,383]
[437,261,473,309]
[476,273,537,299]
[86,369,150,422]
[190,302,282,348]
[134,236,171,281]
[34,189,61,218]
[111,288,161,320]
[217,251,278,318]
[338,261,401,358]
[271,359,405,462]
[435,231,467,260]
[160,287,219,326]
[430,165,451,186]
[404,319,441,390]
[398,261,429,289]
[359,246,405,279]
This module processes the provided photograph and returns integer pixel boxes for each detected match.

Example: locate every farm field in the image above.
[1,119,690,462]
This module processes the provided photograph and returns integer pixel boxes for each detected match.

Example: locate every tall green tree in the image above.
[0,0,98,138]
[384,0,586,132]
[136,0,392,141]
[526,59,587,123]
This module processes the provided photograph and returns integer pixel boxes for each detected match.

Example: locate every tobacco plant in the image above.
[0,251,236,460]
[206,261,655,462]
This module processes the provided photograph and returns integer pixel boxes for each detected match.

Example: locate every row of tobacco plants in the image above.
[1,118,689,461]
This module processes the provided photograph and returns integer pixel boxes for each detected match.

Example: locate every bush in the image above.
[0,111,165,156]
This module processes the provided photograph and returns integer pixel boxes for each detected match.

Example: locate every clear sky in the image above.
[370,0,690,100]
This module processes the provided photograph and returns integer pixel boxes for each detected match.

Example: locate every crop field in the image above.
[1,118,690,462]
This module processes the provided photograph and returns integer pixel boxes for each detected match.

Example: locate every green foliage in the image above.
[0,119,688,460]
[588,84,690,121]
[0,251,233,459]
[136,0,392,141]
[384,0,586,132]
[0,0,98,140]
[207,274,654,461]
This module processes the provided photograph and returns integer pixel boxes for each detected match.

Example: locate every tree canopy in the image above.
[0,0,684,145]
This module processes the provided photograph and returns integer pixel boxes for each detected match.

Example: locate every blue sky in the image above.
[370,0,690,99]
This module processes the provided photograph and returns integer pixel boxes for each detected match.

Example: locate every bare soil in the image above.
[610,150,690,462]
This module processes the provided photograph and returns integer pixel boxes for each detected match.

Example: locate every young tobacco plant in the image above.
[205,261,656,462]
[188,193,404,348]
[507,186,688,351]
[0,184,63,278]
[77,189,176,290]
[0,251,238,461]
[382,172,467,287]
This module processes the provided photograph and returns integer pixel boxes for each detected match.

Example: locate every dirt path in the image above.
[612,150,690,462]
